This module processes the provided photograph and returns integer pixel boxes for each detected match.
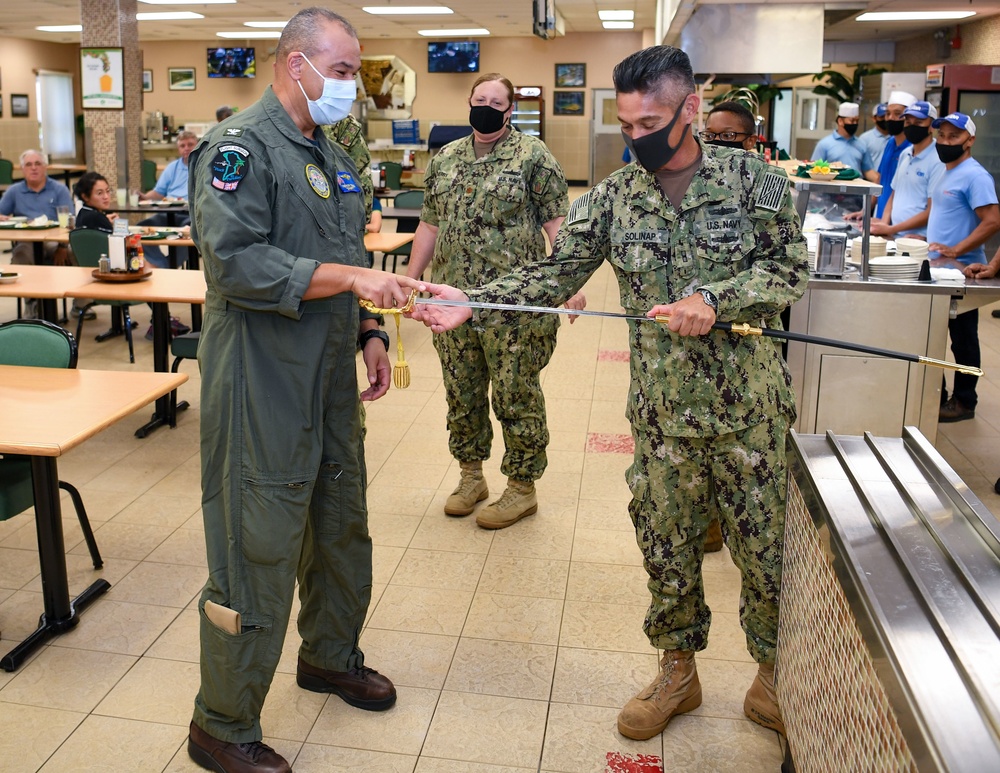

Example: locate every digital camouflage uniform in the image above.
[188,87,377,744]
[421,130,568,481]
[324,114,374,220]
[466,142,808,663]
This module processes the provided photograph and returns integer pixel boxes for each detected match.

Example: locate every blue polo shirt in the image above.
[858,127,889,169]
[875,136,911,218]
[153,157,189,198]
[927,157,999,264]
[0,177,72,219]
[889,142,946,237]
[811,132,874,174]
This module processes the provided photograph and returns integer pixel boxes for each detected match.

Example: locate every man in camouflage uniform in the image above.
[325,114,374,219]
[411,46,808,740]
[406,72,575,530]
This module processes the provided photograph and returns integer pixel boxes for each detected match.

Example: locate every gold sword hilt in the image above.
[652,315,763,336]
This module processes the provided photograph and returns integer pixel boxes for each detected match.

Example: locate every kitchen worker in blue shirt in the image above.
[870,100,945,240]
[927,112,1000,423]
[810,102,877,180]
[858,102,890,170]
[874,91,918,218]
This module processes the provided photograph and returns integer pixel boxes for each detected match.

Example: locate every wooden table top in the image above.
[0,265,95,298]
[0,365,187,456]
[65,267,207,304]
[365,232,415,253]
[0,225,70,243]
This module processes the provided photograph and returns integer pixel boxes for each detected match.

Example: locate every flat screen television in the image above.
[207,47,256,78]
[427,42,480,73]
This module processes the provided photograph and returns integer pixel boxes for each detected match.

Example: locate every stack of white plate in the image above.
[848,236,887,265]
[895,237,930,260]
[805,232,818,271]
[869,256,922,281]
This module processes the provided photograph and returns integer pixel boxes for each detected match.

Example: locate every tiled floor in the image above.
[2,205,999,772]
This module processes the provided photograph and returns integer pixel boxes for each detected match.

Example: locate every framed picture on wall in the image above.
[142,69,153,93]
[553,90,585,116]
[11,94,29,117]
[555,63,585,88]
[168,67,196,91]
[80,47,125,109]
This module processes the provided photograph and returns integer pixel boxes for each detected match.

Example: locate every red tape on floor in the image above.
[606,751,663,773]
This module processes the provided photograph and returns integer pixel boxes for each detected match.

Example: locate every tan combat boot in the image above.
[476,478,537,529]
[617,650,702,740]
[704,518,724,552]
[744,662,785,735]
[444,461,488,517]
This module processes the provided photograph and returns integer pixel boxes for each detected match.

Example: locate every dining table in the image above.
[113,201,190,228]
[0,364,187,671]
[0,225,71,321]
[380,206,422,220]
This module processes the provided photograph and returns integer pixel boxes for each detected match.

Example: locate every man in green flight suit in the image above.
[410,45,808,744]
[186,8,420,773]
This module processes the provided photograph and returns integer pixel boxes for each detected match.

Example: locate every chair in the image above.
[141,159,158,193]
[169,331,199,423]
[68,228,141,364]
[0,319,103,569]
[0,157,13,187]
[381,190,423,274]
[427,125,473,154]
[378,161,403,190]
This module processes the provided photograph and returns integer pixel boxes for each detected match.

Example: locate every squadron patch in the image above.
[305,164,331,198]
[752,171,789,213]
[336,121,361,148]
[210,144,250,192]
[336,170,362,194]
[532,167,552,195]
[567,190,591,225]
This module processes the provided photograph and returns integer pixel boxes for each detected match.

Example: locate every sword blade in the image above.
[413,297,649,321]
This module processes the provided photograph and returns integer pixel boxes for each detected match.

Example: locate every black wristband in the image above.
[358,329,390,351]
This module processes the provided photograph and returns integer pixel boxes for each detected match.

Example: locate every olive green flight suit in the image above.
[464,142,809,663]
[188,87,374,744]
[421,130,568,481]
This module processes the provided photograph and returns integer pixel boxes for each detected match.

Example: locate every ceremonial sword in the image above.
[406,297,983,378]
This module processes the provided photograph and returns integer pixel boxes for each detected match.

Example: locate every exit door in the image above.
[591,88,625,186]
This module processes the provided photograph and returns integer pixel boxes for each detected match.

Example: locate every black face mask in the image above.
[708,139,748,150]
[875,119,887,131]
[842,122,859,136]
[903,124,930,145]
[469,105,507,134]
[936,142,967,164]
[885,119,905,136]
[622,101,688,172]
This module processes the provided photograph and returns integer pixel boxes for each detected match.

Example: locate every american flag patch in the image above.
[753,171,788,213]
[567,190,591,225]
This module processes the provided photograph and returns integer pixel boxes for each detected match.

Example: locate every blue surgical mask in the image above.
[297,54,356,126]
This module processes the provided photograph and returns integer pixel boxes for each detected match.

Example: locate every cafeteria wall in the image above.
[895,14,1000,71]
[0,35,82,161]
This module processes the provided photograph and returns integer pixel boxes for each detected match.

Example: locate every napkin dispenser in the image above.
[108,234,127,271]
[814,230,847,278]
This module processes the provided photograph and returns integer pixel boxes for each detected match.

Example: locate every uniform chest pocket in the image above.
[691,213,753,262]
[483,174,527,224]
[606,230,677,311]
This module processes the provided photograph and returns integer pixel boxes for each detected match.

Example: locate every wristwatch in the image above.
[358,329,390,351]
[698,288,719,311]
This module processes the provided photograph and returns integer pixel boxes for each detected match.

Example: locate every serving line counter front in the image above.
[780,428,1000,772]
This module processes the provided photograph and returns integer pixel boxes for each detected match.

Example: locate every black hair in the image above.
[73,171,108,200]
[708,101,756,135]
[613,46,695,102]
[276,7,357,61]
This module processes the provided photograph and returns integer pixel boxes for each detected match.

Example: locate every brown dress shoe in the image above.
[187,722,291,773]
[296,656,397,711]
[939,397,975,423]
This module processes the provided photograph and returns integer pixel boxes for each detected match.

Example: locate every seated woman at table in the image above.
[73,172,115,232]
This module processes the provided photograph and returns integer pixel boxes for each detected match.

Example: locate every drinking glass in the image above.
[56,206,70,228]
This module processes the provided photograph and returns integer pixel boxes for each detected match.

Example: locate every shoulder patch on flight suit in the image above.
[532,167,552,195]
[567,190,591,225]
[305,164,331,198]
[752,170,788,213]
[336,121,361,148]
[223,127,244,137]
[336,170,361,194]
[210,144,250,191]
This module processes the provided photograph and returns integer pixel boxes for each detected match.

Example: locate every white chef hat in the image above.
[887,91,917,108]
[838,102,859,118]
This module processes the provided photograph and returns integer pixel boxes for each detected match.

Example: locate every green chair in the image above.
[68,228,141,364]
[0,319,103,569]
[0,157,13,188]
[141,159,158,193]
[378,161,403,190]
[381,189,423,274]
[169,331,199,424]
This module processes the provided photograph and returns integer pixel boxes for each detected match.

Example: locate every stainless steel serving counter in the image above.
[780,427,1000,772]
[787,274,1000,442]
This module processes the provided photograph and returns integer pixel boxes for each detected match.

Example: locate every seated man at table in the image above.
[0,149,93,319]
[138,129,196,269]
